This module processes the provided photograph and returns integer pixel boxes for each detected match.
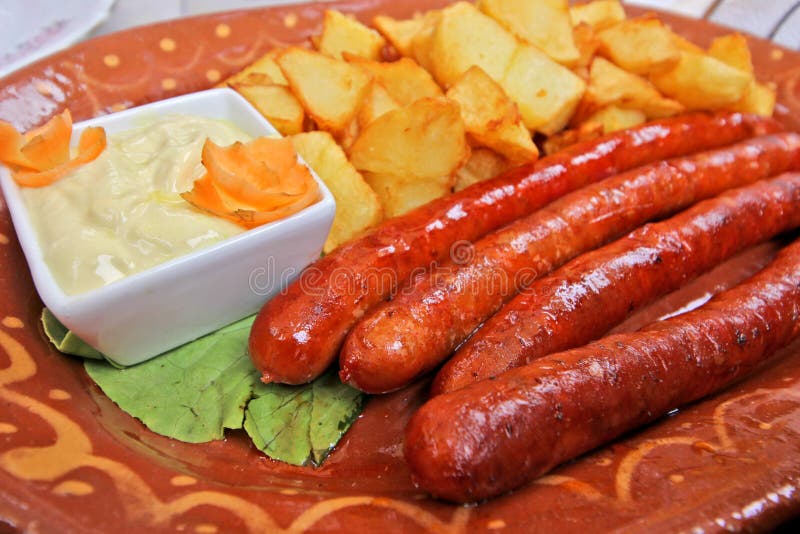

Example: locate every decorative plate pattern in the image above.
[1,1,799,532]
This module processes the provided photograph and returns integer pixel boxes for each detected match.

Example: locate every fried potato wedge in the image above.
[345,55,442,105]
[363,171,452,218]
[291,131,383,252]
[409,10,444,74]
[454,148,513,191]
[356,82,401,129]
[349,97,469,217]
[314,10,386,61]
[501,44,586,135]
[427,1,517,88]
[543,122,603,155]
[222,49,288,87]
[649,50,752,110]
[597,18,681,74]
[477,0,580,66]
[704,33,771,115]
[277,47,372,135]
[231,82,306,136]
[573,22,600,71]
[584,56,682,119]
[570,0,626,31]
[708,33,753,74]
[373,13,427,57]
[732,81,776,117]
[447,66,538,165]
[349,97,469,178]
[584,105,647,133]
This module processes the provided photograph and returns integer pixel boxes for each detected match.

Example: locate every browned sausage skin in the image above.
[433,172,800,394]
[340,133,800,393]
[404,232,800,504]
[249,112,780,385]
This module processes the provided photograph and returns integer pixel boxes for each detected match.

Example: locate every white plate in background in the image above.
[0,0,115,79]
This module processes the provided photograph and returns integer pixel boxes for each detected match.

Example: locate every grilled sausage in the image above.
[249,112,780,385]
[433,172,800,394]
[340,133,800,393]
[404,235,800,503]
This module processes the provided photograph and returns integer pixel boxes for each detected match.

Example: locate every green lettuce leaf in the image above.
[44,311,363,463]
[245,383,314,465]
[244,372,364,466]
[41,308,104,360]
[84,316,257,442]
[309,371,364,464]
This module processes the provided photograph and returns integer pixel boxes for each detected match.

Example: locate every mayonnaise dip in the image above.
[22,114,250,295]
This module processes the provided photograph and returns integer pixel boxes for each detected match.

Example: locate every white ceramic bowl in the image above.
[0,88,335,366]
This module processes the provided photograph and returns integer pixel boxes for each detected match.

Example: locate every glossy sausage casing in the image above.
[249,112,779,384]
[433,171,800,394]
[405,233,800,503]
[340,133,800,393]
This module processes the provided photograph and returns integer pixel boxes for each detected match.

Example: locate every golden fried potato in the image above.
[670,32,706,54]
[573,22,600,70]
[349,97,469,216]
[345,55,442,105]
[363,171,451,218]
[454,148,513,191]
[570,0,626,31]
[277,47,372,135]
[373,13,427,57]
[597,18,681,74]
[221,49,288,87]
[733,81,776,116]
[356,82,400,129]
[584,105,646,133]
[543,122,603,154]
[704,33,772,115]
[314,10,386,61]
[409,10,444,74]
[230,83,306,136]
[447,66,538,165]
[349,97,469,178]
[584,56,683,118]
[291,131,383,252]
[708,33,753,73]
[426,2,517,87]
[477,0,580,66]
[502,44,587,135]
[649,51,752,110]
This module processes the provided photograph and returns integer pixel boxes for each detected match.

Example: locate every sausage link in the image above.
[433,173,800,394]
[340,133,800,393]
[249,113,780,384]
[404,236,800,503]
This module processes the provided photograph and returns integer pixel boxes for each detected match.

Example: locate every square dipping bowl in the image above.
[0,88,335,366]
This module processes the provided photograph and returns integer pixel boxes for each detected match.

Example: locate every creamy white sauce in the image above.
[22,114,250,295]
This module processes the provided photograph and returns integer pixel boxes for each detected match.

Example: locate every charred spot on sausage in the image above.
[736,330,748,346]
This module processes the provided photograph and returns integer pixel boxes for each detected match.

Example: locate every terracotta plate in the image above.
[1,1,800,532]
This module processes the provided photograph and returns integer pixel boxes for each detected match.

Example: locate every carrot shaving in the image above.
[13,127,107,188]
[20,109,73,171]
[181,137,320,229]
[0,122,29,169]
[0,110,106,187]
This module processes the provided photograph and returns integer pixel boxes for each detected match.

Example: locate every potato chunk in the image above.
[349,97,470,217]
[277,47,372,135]
[447,66,538,164]
[478,0,580,66]
[291,131,383,252]
[314,10,386,61]
[501,44,586,135]
[597,18,681,74]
